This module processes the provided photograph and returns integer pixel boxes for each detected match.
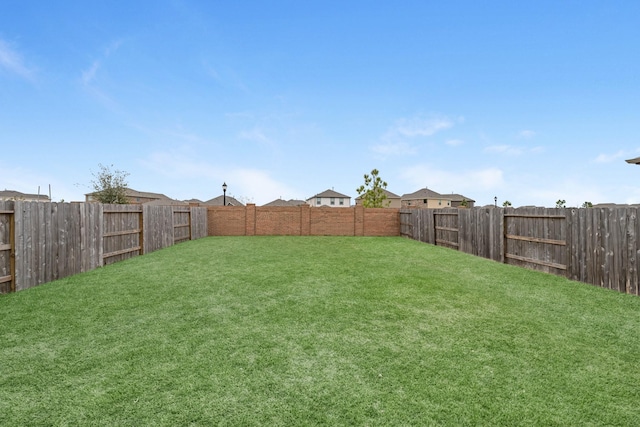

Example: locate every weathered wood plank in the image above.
[103,229,142,238]
[103,246,142,259]
[505,234,566,246]
[505,253,567,270]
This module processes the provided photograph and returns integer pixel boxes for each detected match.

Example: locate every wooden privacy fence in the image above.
[401,206,639,296]
[0,201,208,293]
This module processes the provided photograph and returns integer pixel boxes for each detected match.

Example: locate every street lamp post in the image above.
[222,182,227,206]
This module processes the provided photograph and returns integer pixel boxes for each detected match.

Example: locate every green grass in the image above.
[1,236,639,426]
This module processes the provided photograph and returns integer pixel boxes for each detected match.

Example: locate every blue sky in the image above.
[2,1,639,206]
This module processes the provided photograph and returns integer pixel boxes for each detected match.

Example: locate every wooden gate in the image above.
[173,207,192,244]
[434,209,459,249]
[399,211,413,238]
[102,205,144,265]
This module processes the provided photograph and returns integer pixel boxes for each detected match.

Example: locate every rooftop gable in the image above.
[307,189,350,200]
[401,188,451,200]
[203,195,245,206]
[355,189,401,200]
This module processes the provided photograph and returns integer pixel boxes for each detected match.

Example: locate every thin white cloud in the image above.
[594,150,625,163]
[104,39,123,57]
[239,128,270,144]
[371,141,417,156]
[518,130,536,139]
[446,139,464,147]
[81,60,101,86]
[0,38,35,80]
[484,145,523,155]
[484,144,543,156]
[79,40,124,110]
[372,113,457,158]
[392,115,454,138]
[142,149,218,180]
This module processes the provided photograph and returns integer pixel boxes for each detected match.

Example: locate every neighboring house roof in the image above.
[85,188,172,201]
[355,189,400,201]
[448,193,476,203]
[124,189,172,200]
[183,198,204,204]
[262,198,306,207]
[307,189,351,201]
[0,190,50,201]
[401,188,452,200]
[203,195,245,206]
[143,198,189,206]
[626,157,640,165]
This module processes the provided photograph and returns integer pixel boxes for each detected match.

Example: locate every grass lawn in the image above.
[1,236,639,426]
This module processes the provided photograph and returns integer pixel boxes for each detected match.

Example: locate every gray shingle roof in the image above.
[626,157,640,165]
[448,193,476,203]
[308,189,350,200]
[401,188,450,200]
[262,198,305,207]
[0,190,50,201]
[355,189,400,200]
[203,195,245,206]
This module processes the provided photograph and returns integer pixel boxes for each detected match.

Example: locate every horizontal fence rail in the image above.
[400,206,640,296]
[0,201,208,293]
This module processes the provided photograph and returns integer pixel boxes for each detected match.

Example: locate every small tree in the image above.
[582,201,593,208]
[555,199,566,208]
[356,169,389,208]
[90,164,130,204]
[502,200,512,207]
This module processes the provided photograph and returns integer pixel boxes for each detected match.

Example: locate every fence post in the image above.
[139,208,144,255]
[501,207,508,265]
[9,208,15,292]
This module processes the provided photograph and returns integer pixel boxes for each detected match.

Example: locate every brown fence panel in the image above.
[173,207,191,244]
[399,211,413,239]
[190,207,208,240]
[434,209,459,249]
[80,202,103,273]
[142,205,173,253]
[11,202,102,291]
[0,201,15,293]
[400,209,435,244]
[504,207,567,275]
[566,207,639,295]
[103,204,143,265]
